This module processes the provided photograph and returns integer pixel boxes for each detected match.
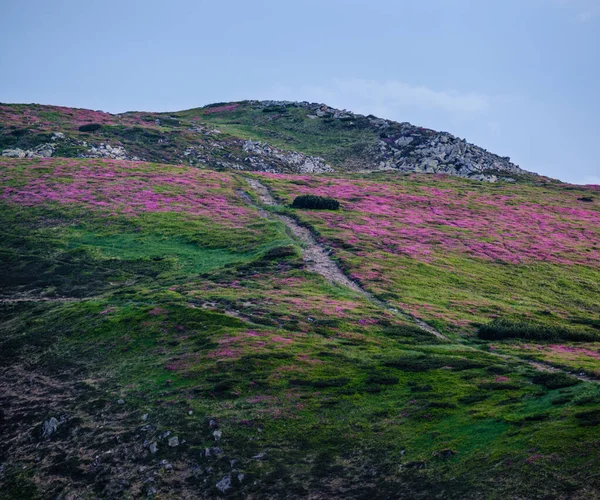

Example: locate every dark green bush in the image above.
[78,123,102,132]
[261,245,297,260]
[532,372,579,389]
[292,194,340,210]
[575,409,600,427]
[384,355,483,372]
[478,319,599,342]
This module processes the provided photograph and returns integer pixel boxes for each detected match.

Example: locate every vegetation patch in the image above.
[292,194,340,210]
[532,372,579,389]
[478,319,599,342]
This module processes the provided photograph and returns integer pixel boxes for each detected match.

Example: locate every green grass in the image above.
[0,157,599,498]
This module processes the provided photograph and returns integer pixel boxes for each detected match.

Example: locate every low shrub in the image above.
[478,319,599,342]
[532,372,579,389]
[261,245,298,260]
[78,123,102,132]
[575,409,600,427]
[384,355,483,372]
[291,194,340,210]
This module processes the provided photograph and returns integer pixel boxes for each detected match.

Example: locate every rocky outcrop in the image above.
[251,100,529,181]
[242,140,333,174]
[2,143,56,159]
[83,143,130,160]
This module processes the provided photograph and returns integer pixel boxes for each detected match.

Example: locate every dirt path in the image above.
[521,359,597,383]
[0,296,91,304]
[241,178,600,383]
[242,178,450,342]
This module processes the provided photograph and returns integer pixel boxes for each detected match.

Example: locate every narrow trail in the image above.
[241,177,600,384]
[523,359,598,384]
[242,178,450,342]
[0,296,92,304]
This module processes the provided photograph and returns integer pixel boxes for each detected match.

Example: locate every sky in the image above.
[0,0,598,184]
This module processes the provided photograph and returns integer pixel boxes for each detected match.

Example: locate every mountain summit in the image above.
[1,100,528,182]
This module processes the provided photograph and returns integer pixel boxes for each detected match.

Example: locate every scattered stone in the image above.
[168,436,179,447]
[117,399,125,405]
[2,148,26,158]
[148,442,158,454]
[252,451,266,460]
[216,475,232,493]
[213,430,222,441]
[84,143,129,160]
[141,413,148,421]
[41,417,60,438]
[230,459,238,468]
[209,419,217,428]
[188,410,193,416]
[237,472,245,482]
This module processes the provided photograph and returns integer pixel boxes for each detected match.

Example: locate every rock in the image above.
[168,436,179,447]
[117,399,125,405]
[213,430,222,441]
[25,144,55,158]
[41,417,60,438]
[209,419,218,428]
[141,413,148,421]
[187,410,193,416]
[2,148,26,158]
[216,475,232,493]
[148,442,158,454]
[52,132,65,140]
[211,446,223,456]
[252,451,267,460]
[237,472,245,482]
[84,143,128,160]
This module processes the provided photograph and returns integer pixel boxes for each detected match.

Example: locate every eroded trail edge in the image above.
[242,178,449,342]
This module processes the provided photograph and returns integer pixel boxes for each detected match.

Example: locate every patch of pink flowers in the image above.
[259,174,600,266]
[0,158,255,226]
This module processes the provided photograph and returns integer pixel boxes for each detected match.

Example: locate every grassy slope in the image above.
[0,158,599,498]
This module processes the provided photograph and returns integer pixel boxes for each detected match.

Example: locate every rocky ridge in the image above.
[0,100,531,181]
[250,100,527,182]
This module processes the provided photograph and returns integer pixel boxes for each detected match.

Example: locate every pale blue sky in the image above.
[1,0,598,184]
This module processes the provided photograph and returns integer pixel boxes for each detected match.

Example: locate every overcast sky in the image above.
[1,0,598,184]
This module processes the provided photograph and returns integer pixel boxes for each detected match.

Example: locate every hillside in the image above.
[0,103,599,499]
[1,101,529,181]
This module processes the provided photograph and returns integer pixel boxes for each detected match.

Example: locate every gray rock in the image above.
[41,417,60,438]
[117,399,125,405]
[2,149,26,158]
[213,429,222,441]
[168,436,179,447]
[216,475,232,493]
[148,442,158,454]
[141,413,148,421]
